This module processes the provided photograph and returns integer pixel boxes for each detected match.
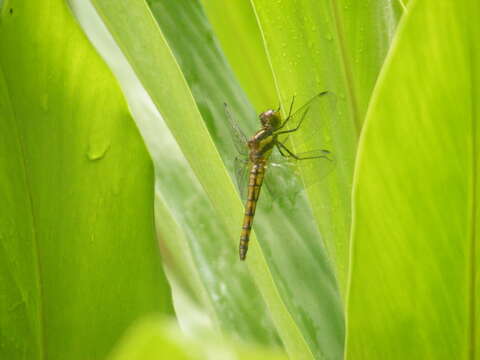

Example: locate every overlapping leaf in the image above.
[346,0,479,358]
[0,1,172,359]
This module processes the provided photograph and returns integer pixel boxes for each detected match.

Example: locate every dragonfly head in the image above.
[259,109,282,130]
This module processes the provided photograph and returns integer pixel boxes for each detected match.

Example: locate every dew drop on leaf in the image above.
[87,141,110,161]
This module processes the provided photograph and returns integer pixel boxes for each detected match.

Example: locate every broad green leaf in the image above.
[200,0,277,112]
[346,0,478,358]
[0,1,172,359]
[108,317,288,360]
[251,0,402,297]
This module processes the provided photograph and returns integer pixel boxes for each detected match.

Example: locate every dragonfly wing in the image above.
[234,156,250,202]
[285,149,336,185]
[288,91,335,123]
[263,160,302,204]
[280,91,336,149]
[265,148,336,201]
[224,103,249,155]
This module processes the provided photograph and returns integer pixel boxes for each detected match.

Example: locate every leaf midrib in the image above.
[329,0,360,136]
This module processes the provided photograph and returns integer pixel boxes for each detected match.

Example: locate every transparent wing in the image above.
[267,148,335,192]
[287,91,332,125]
[224,103,248,155]
[279,91,336,149]
[234,156,250,202]
[274,89,336,180]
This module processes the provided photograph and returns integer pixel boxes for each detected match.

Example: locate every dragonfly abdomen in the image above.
[239,161,266,260]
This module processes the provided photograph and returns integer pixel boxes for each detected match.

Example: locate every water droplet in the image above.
[325,33,333,41]
[87,141,110,161]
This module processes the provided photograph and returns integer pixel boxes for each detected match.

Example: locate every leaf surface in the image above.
[346,0,479,358]
[0,1,172,359]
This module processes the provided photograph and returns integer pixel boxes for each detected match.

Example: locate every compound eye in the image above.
[259,110,270,118]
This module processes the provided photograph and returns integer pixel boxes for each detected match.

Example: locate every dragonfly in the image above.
[225,91,335,260]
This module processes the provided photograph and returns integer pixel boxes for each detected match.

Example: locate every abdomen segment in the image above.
[239,161,265,260]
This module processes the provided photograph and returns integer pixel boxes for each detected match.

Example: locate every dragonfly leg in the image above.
[276,96,296,130]
[276,142,289,158]
[275,135,291,158]
[276,141,330,161]
[286,96,295,119]
[275,106,310,135]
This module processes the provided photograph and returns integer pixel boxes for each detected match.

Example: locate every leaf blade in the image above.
[0,1,172,359]
[346,0,478,358]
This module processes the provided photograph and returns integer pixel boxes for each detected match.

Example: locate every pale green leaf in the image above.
[200,0,277,112]
[108,317,288,360]
[0,1,172,359]
[346,0,478,358]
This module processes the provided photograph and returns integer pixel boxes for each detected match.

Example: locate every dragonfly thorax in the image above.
[259,109,282,131]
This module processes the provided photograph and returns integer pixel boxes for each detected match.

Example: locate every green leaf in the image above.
[0,1,172,359]
[108,317,289,360]
[200,0,277,112]
[346,0,478,358]
[334,0,405,124]
[108,318,194,360]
